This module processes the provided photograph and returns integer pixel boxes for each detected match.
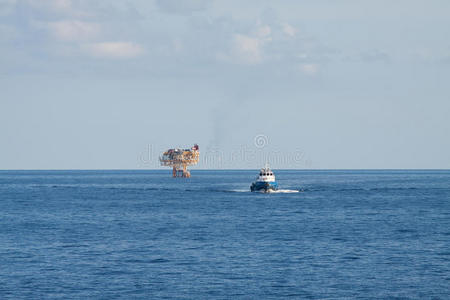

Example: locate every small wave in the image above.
[148,258,170,264]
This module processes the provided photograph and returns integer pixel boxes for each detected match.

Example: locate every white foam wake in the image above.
[268,189,300,193]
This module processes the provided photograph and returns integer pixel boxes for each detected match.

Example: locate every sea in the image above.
[0,170,449,299]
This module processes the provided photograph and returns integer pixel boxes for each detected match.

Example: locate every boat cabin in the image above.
[258,168,276,181]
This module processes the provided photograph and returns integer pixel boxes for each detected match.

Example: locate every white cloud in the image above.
[232,34,263,64]
[47,21,100,41]
[299,63,319,75]
[82,42,144,58]
[282,23,297,37]
[219,25,273,65]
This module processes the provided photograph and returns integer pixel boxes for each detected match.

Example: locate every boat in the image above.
[250,165,278,193]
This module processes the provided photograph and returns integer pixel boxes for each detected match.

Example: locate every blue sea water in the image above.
[0,170,449,299]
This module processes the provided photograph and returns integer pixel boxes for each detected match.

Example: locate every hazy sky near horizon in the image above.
[1,0,449,169]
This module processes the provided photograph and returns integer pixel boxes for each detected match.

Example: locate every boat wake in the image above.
[228,189,301,193]
[228,189,251,193]
[270,189,300,193]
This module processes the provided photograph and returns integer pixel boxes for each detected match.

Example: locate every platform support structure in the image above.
[172,164,191,178]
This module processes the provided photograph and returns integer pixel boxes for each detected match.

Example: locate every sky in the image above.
[1,0,449,169]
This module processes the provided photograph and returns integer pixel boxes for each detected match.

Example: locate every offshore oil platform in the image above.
[159,144,199,177]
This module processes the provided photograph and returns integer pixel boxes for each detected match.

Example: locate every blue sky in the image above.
[1,0,449,169]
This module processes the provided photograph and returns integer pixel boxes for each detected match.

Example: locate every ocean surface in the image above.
[0,170,449,299]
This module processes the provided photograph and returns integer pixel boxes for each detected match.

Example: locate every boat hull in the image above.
[250,181,278,193]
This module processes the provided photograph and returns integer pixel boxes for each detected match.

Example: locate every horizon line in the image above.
[1,168,449,171]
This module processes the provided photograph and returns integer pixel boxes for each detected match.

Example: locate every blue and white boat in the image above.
[250,165,278,193]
